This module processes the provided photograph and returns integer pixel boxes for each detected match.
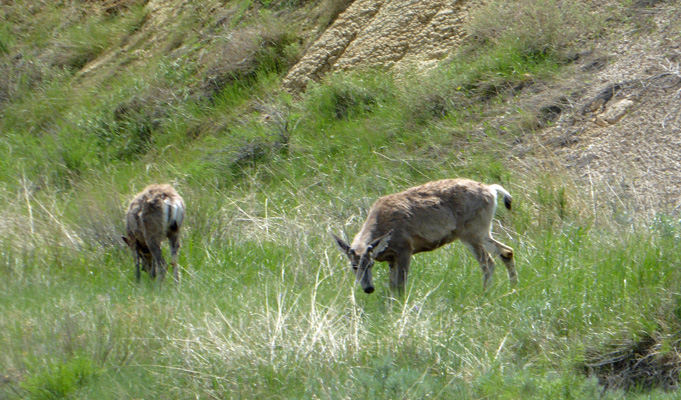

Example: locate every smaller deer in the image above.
[334,179,517,295]
[122,184,185,283]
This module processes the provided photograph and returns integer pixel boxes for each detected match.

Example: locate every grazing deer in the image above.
[334,179,517,295]
[122,184,185,283]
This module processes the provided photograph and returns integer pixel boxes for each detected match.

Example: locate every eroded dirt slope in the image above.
[282,0,474,91]
[285,0,681,218]
[527,2,681,218]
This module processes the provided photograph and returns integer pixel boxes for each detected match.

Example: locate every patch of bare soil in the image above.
[522,2,681,218]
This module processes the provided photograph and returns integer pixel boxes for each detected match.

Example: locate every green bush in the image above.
[21,356,98,400]
[304,72,396,122]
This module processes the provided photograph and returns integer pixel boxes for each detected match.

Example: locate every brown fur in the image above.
[335,179,517,295]
[122,184,185,283]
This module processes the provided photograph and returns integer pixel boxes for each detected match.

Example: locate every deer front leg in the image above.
[389,253,412,296]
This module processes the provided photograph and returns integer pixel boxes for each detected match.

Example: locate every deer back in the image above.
[351,179,498,256]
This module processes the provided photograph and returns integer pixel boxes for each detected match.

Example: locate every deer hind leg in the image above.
[484,237,517,286]
[147,241,167,283]
[168,233,181,283]
[464,241,496,291]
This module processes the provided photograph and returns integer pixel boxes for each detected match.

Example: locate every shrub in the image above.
[304,71,395,122]
[21,356,98,400]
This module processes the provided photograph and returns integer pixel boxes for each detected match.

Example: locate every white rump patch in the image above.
[164,198,185,229]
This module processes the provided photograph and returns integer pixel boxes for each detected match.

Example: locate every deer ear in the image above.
[333,234,352,257]
[367,230,392,258]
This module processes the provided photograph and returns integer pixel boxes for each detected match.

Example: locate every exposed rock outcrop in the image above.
[283,0,472,92]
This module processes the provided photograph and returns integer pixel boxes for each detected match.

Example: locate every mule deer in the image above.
[122,184,185,283]
[334,179,517,295]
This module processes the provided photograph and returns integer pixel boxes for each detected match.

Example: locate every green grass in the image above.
[3,193,681,399]
[1,0,679,398]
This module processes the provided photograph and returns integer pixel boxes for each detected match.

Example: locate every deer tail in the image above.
[490,184,512,211]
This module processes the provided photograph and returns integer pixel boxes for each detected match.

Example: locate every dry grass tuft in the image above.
[584,332,681,392]
[465,0,597,58]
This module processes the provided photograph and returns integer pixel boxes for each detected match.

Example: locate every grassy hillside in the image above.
[2,0,681,398]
